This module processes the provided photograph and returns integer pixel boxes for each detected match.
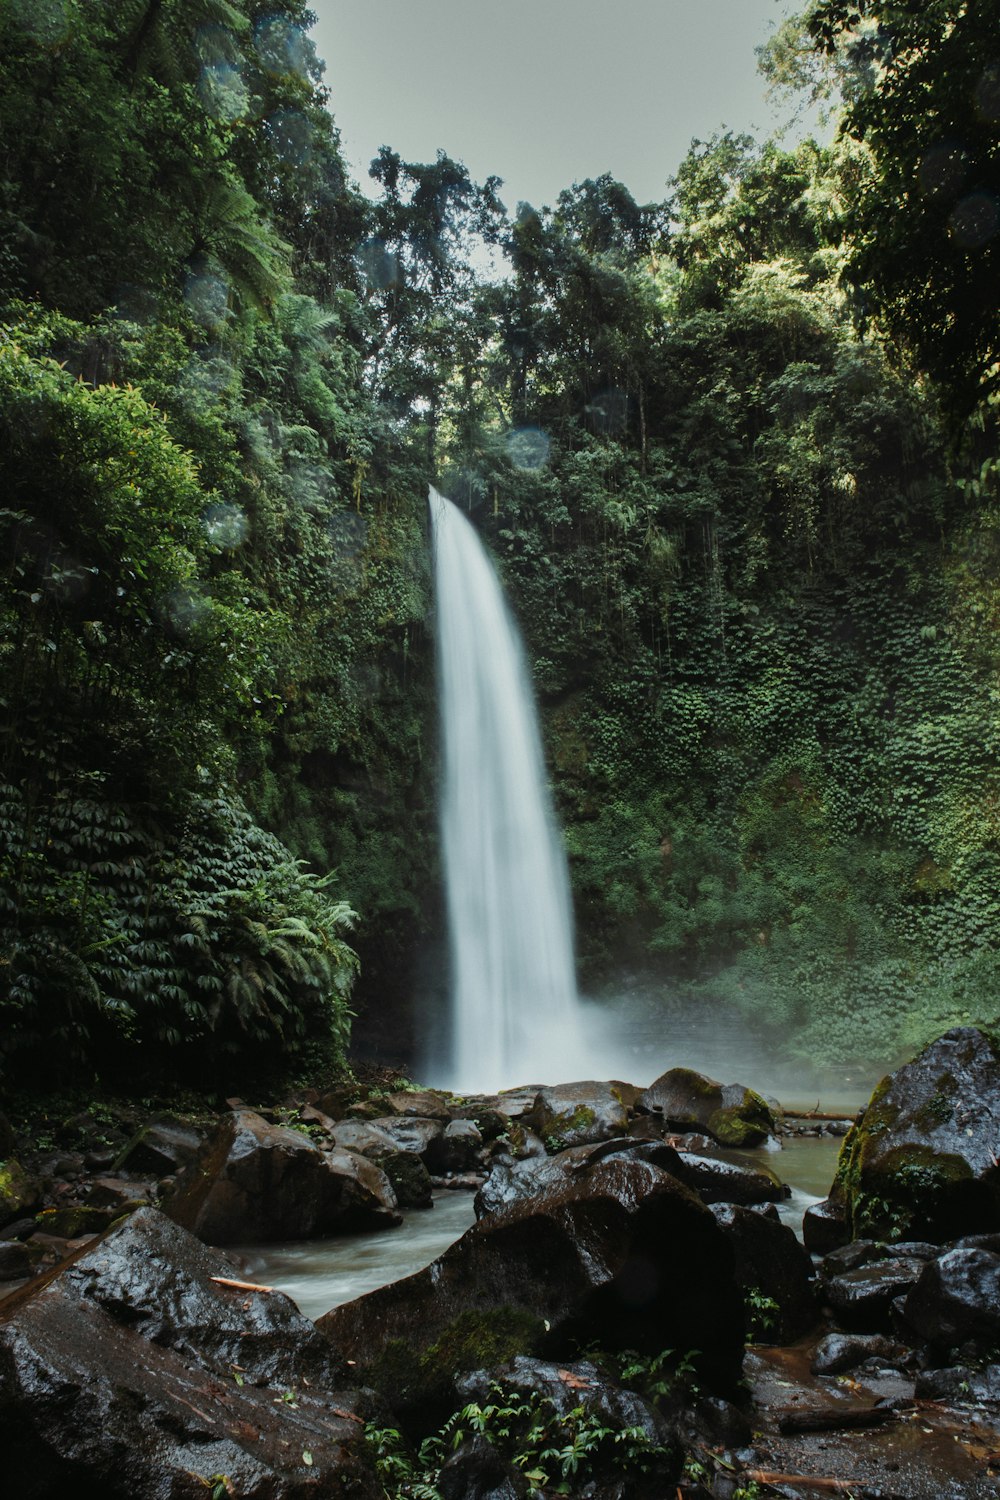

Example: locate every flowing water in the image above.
[427,487,587,1092]
[236,1138,845,1322]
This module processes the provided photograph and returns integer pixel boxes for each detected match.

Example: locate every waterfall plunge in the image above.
[427,487,587,1093]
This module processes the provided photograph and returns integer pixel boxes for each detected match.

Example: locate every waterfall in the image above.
[427,486,585,1093]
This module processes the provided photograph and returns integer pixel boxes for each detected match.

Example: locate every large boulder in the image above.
[317,1155,745,1425]
[524,1082,630,1149]
[476,1136,785,1219]
[901,1246,1000,1351]
[113,1115,204,1177]
[709,1203,817,1343]
[330,1116,441,1207]
[833,1026,1000,1242]
[0,1208,382,1499]
[165,1109,400,1244]
[636,1067,776,1147]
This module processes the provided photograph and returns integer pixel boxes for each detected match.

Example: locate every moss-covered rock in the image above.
[637,1068,777,1147]
[317,1154,745,1428]
[524,1082,629,1149]
[829,1026,1000,1242]
[0,1159,39,1227]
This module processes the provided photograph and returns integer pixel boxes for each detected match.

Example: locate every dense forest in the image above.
[2,0,999,1090]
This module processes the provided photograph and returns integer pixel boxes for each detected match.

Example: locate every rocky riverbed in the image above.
[1,1026,998,1497]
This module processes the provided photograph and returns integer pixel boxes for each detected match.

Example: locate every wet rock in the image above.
[383,1089,452,1122]
[0,1160,40,1227]
[636,1067,776,1147]
[677,1153,788,1207]
[83,1148,116,1171]
[426,1119,484,1174]
[25,1231,71,1266]
[0,1218,36,1242]
[0,1208,381,1498]
[31,1205,116,1239]
[475,1138,685,1218]
[824,1256,926,1332]
[318,1156,745,1425]
[901,1246,1000,1350]
[810,1332,910,1376]
[450,1104,510,1141]
[35,1151,85,1181]
[334,1115,444,1158]
[437,1435,530,1500]
[834,1026,1000,1242]
[329,1118,442,1207]
[802,1196,849,1254]
[525,1082,629,1148]
[85,1177,155,1213]
[376,1150,434,1208]
[710,1203,817,1343]
[477,1135,786,1222]
[114,1115,204,1177]
[165,1109,401,1244]
[0,1239,36,1281]
[916,1363,1000,1403]
[686,1394,753,1449]
[822,1239,937,1278]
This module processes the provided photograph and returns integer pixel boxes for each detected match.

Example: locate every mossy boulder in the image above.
[524,1081,629,1149]
[637,1068,777,1147]
[828,1026,1000,1243]
[0,1160,39,1228]
[32,1205,115,1240]
[164,1109,401,1244]
[317,1154,745,1427]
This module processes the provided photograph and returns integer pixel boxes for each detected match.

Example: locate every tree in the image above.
[803,0,1000,420]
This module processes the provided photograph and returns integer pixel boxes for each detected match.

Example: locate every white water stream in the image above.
[426,487,588,1092]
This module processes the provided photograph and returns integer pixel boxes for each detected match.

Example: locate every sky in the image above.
[308,0,815,212]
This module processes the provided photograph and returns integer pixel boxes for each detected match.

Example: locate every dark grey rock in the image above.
[165,1109,401,1244]
[811,1332,909,1376]
[902,1247,1000,1349]
[0,1207,381,1499]
[113,1116,204,1177]
[825,1257,926,1332]
[710,1203,817,1343]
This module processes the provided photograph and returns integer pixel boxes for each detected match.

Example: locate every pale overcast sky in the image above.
[308,0,814,210]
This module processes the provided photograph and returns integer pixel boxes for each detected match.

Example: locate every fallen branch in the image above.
[778,1404,896,1434]
[781,1110,857,1122]
[748,1473,861,1492]
[209,1276,275,1293]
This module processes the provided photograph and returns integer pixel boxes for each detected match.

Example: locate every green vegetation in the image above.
[365,1349,698,1498]
[1,0,998,1089]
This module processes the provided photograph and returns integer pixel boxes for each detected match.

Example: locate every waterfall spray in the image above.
[427,486,585,1092]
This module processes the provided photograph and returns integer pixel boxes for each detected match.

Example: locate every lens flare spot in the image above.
[254,16,315,80]
[975,64,1000,123]
[159,586,211,638]
[356,239,404,290]
[198,62,248,121]
[950,192,1000,249]
[9,0,70,46]
[266,109,314,168]
[184,264,230,329]
[202,503,247,551]
[918,143,968,200]
[505,426,551,470]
